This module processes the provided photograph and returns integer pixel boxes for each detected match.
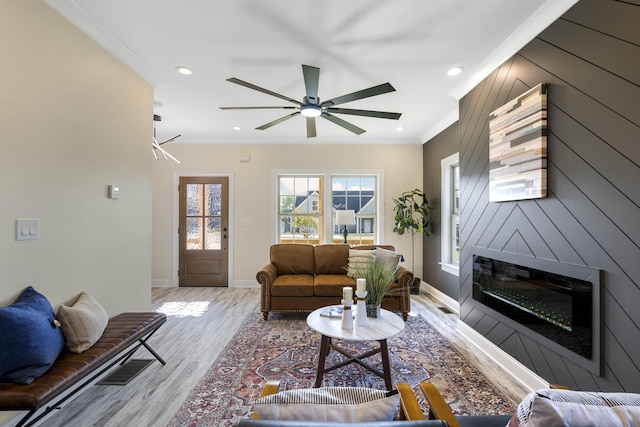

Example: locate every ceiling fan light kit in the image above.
[220,64,402,138]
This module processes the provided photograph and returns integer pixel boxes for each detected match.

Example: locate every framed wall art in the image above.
[489,83,547,202]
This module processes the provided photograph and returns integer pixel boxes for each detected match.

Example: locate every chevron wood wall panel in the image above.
[457,0,640,391]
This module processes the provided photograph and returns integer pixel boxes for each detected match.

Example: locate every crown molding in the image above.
[449,0,579,101]
[44,0,165,87]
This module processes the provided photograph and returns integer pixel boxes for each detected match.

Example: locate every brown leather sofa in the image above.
[256,244,413,320]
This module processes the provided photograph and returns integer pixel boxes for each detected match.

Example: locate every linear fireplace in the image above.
[472,252,601,367]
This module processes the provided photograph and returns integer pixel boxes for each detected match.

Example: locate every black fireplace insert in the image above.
[472,255,593,359]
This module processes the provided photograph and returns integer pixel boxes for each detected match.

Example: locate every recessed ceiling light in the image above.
[396,126,405,132]
[232,126,241,131]
[175,66,193,76]
[447,66,464,76]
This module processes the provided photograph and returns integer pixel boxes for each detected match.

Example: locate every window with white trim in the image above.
[276,173,379,245]
[441,153,460,275]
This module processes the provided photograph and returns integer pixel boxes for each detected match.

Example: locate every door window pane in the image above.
[187,184,202,216]
[186,218,202,249]
[206,184,222,216]
[206,217,221,250]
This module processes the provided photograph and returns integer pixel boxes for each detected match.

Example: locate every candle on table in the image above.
[343,286,353,302]
[356,278,366,294]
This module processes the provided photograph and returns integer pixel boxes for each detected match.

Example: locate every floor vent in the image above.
[438,306,454,314]
[97,359,155,386]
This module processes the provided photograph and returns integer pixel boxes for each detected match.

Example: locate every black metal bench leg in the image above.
[119,327,166,366]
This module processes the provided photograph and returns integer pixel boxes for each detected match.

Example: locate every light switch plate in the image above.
[16,219,38,241]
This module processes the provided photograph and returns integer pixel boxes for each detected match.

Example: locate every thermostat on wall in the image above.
[108,185,121,199]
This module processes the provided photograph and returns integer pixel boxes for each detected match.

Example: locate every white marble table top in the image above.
[307,305,405,341]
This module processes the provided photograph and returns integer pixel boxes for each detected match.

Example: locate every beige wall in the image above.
[0,1,153,313]
[151,143,424,286]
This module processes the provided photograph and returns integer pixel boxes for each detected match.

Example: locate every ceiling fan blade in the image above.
[256,112,300,130]
[226,77,302,106]
[320,82,396,107]
[302,65,320,102]
[219,106,297,110]
[326,107,401,120]
[306,117,317,138]
[321,112,366,135]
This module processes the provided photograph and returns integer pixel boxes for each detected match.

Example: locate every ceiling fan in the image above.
[152,114,181,163]
[220,64,402,138]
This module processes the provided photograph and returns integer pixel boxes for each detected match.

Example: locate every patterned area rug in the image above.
[168,312,515,426]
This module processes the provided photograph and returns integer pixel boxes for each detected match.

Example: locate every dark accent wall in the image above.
[423,123,460,300]
[440,0,639,391]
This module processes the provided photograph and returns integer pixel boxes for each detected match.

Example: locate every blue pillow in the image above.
[0,286,65,384]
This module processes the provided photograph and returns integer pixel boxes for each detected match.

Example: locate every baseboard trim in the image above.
[152,279,175,287]
[457,320,548,393]
[422,282,460,314]
[232,280,259,288]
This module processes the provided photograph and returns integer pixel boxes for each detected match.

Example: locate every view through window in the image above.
[277,174,378,245]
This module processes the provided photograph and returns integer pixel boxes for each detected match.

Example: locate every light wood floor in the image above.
[33,286,528,427]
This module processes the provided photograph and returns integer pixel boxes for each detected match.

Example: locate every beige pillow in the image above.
[57,292,109,353]
[253,387,400,421]
[347,249,375,278]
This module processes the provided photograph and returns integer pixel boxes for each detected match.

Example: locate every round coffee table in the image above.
[306,305,405,391]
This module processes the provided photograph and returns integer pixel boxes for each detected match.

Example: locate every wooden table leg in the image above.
[315,335,331,388]
[379,339,392,391]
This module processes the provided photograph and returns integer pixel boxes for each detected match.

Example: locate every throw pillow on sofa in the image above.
[57,291,109,353]
[372,247,404,276]
[510,388,640,427]
[253,387,400,421]
[346,249,375,278]
[0,286,65,384]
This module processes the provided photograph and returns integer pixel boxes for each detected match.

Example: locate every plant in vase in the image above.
[392,188,431,295]
[350,256,397,318]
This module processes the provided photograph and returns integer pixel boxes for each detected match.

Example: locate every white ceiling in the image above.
[46,0,577,145]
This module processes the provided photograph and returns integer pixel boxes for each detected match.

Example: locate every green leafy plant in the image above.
[350,256,397,306]
[392,188,431,274]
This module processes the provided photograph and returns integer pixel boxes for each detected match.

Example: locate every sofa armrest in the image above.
[257,263,278,286]
[257,263,278,319]
[395,266,414,288]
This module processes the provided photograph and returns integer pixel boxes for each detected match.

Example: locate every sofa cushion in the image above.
[57,292,109,353]
[271,244,315,275]
[512,389,640,427]
[314,244,350,275]
[0,286,66,384]
[314,275,356,297]
[272,275,315,297]
[253,387,400,422]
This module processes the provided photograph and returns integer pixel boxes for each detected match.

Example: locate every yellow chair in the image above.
[249,380,512,426]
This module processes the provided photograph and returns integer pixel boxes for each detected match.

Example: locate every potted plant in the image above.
[392,188,431,295]
[350,256,396,317]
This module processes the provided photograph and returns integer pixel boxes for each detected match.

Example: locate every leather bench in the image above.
[0,312,166,427]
